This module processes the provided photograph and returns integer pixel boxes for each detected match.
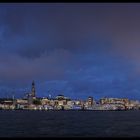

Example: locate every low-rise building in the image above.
[16,99,28,104]
[72,105,82,110]
[1,100,15,109]
[41,98,50,105]
[100,98,129,106]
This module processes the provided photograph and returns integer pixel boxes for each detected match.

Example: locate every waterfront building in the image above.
[72,105,82,110]
[56,105,63,110]
[58,100,66,106]
[43,105,48,110]
[49,99,56,106]
[16,99,28,104]
[15,99,28,109]
[42,104,53,110]
[67,100,74,106]
[100,98,129,105]
[92,104,102,110]
[28,104,37,110]
[129,100,139,106]
[125,100,140,110]
[37,105,43,110]
[41,98,50,105]
[73,100,81,105]
[87,96,94,106]
[64,104,73,110]
[54,99,59,106]
[28,95,33,105]
[101,104,125,110]
[2,100,15,110]
[55,95,68,108]
[99,98,130,110]
[63,100,74,110]
[86,96,96,109]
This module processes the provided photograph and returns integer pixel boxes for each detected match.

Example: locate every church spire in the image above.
[31,80,36,97]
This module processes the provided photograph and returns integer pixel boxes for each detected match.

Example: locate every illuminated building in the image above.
[67,100,74,106]
[49,99,56,106]
[15,99,28,109]
[87,96,94,106]
[73,100,81,105]
[41,98,50,105]
[55,94,68,109]
[0,100,15,110]
[100,98,129,105]
[72,105,82,110]
[16,99,28,104]
[58,100,67,106]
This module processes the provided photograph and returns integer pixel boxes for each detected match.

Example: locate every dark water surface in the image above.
[0,110,140,137]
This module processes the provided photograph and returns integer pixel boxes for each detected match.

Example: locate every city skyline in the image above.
[0,80,137,111]
[2,80,140,101]
[1,3,140,100]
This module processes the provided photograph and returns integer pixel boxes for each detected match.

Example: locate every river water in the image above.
[0,110,139,137]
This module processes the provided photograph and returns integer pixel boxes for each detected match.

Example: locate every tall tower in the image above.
[31,80,36,98]
[88,96,93,106]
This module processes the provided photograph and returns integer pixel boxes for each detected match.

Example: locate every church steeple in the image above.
[32,80,35,86]
[31,80,36,97]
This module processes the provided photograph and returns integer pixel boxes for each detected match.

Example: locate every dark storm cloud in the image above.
[0,3,115,57]
[1,3,140,99]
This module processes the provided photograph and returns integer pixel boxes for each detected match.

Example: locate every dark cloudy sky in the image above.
[1,3,140,100]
